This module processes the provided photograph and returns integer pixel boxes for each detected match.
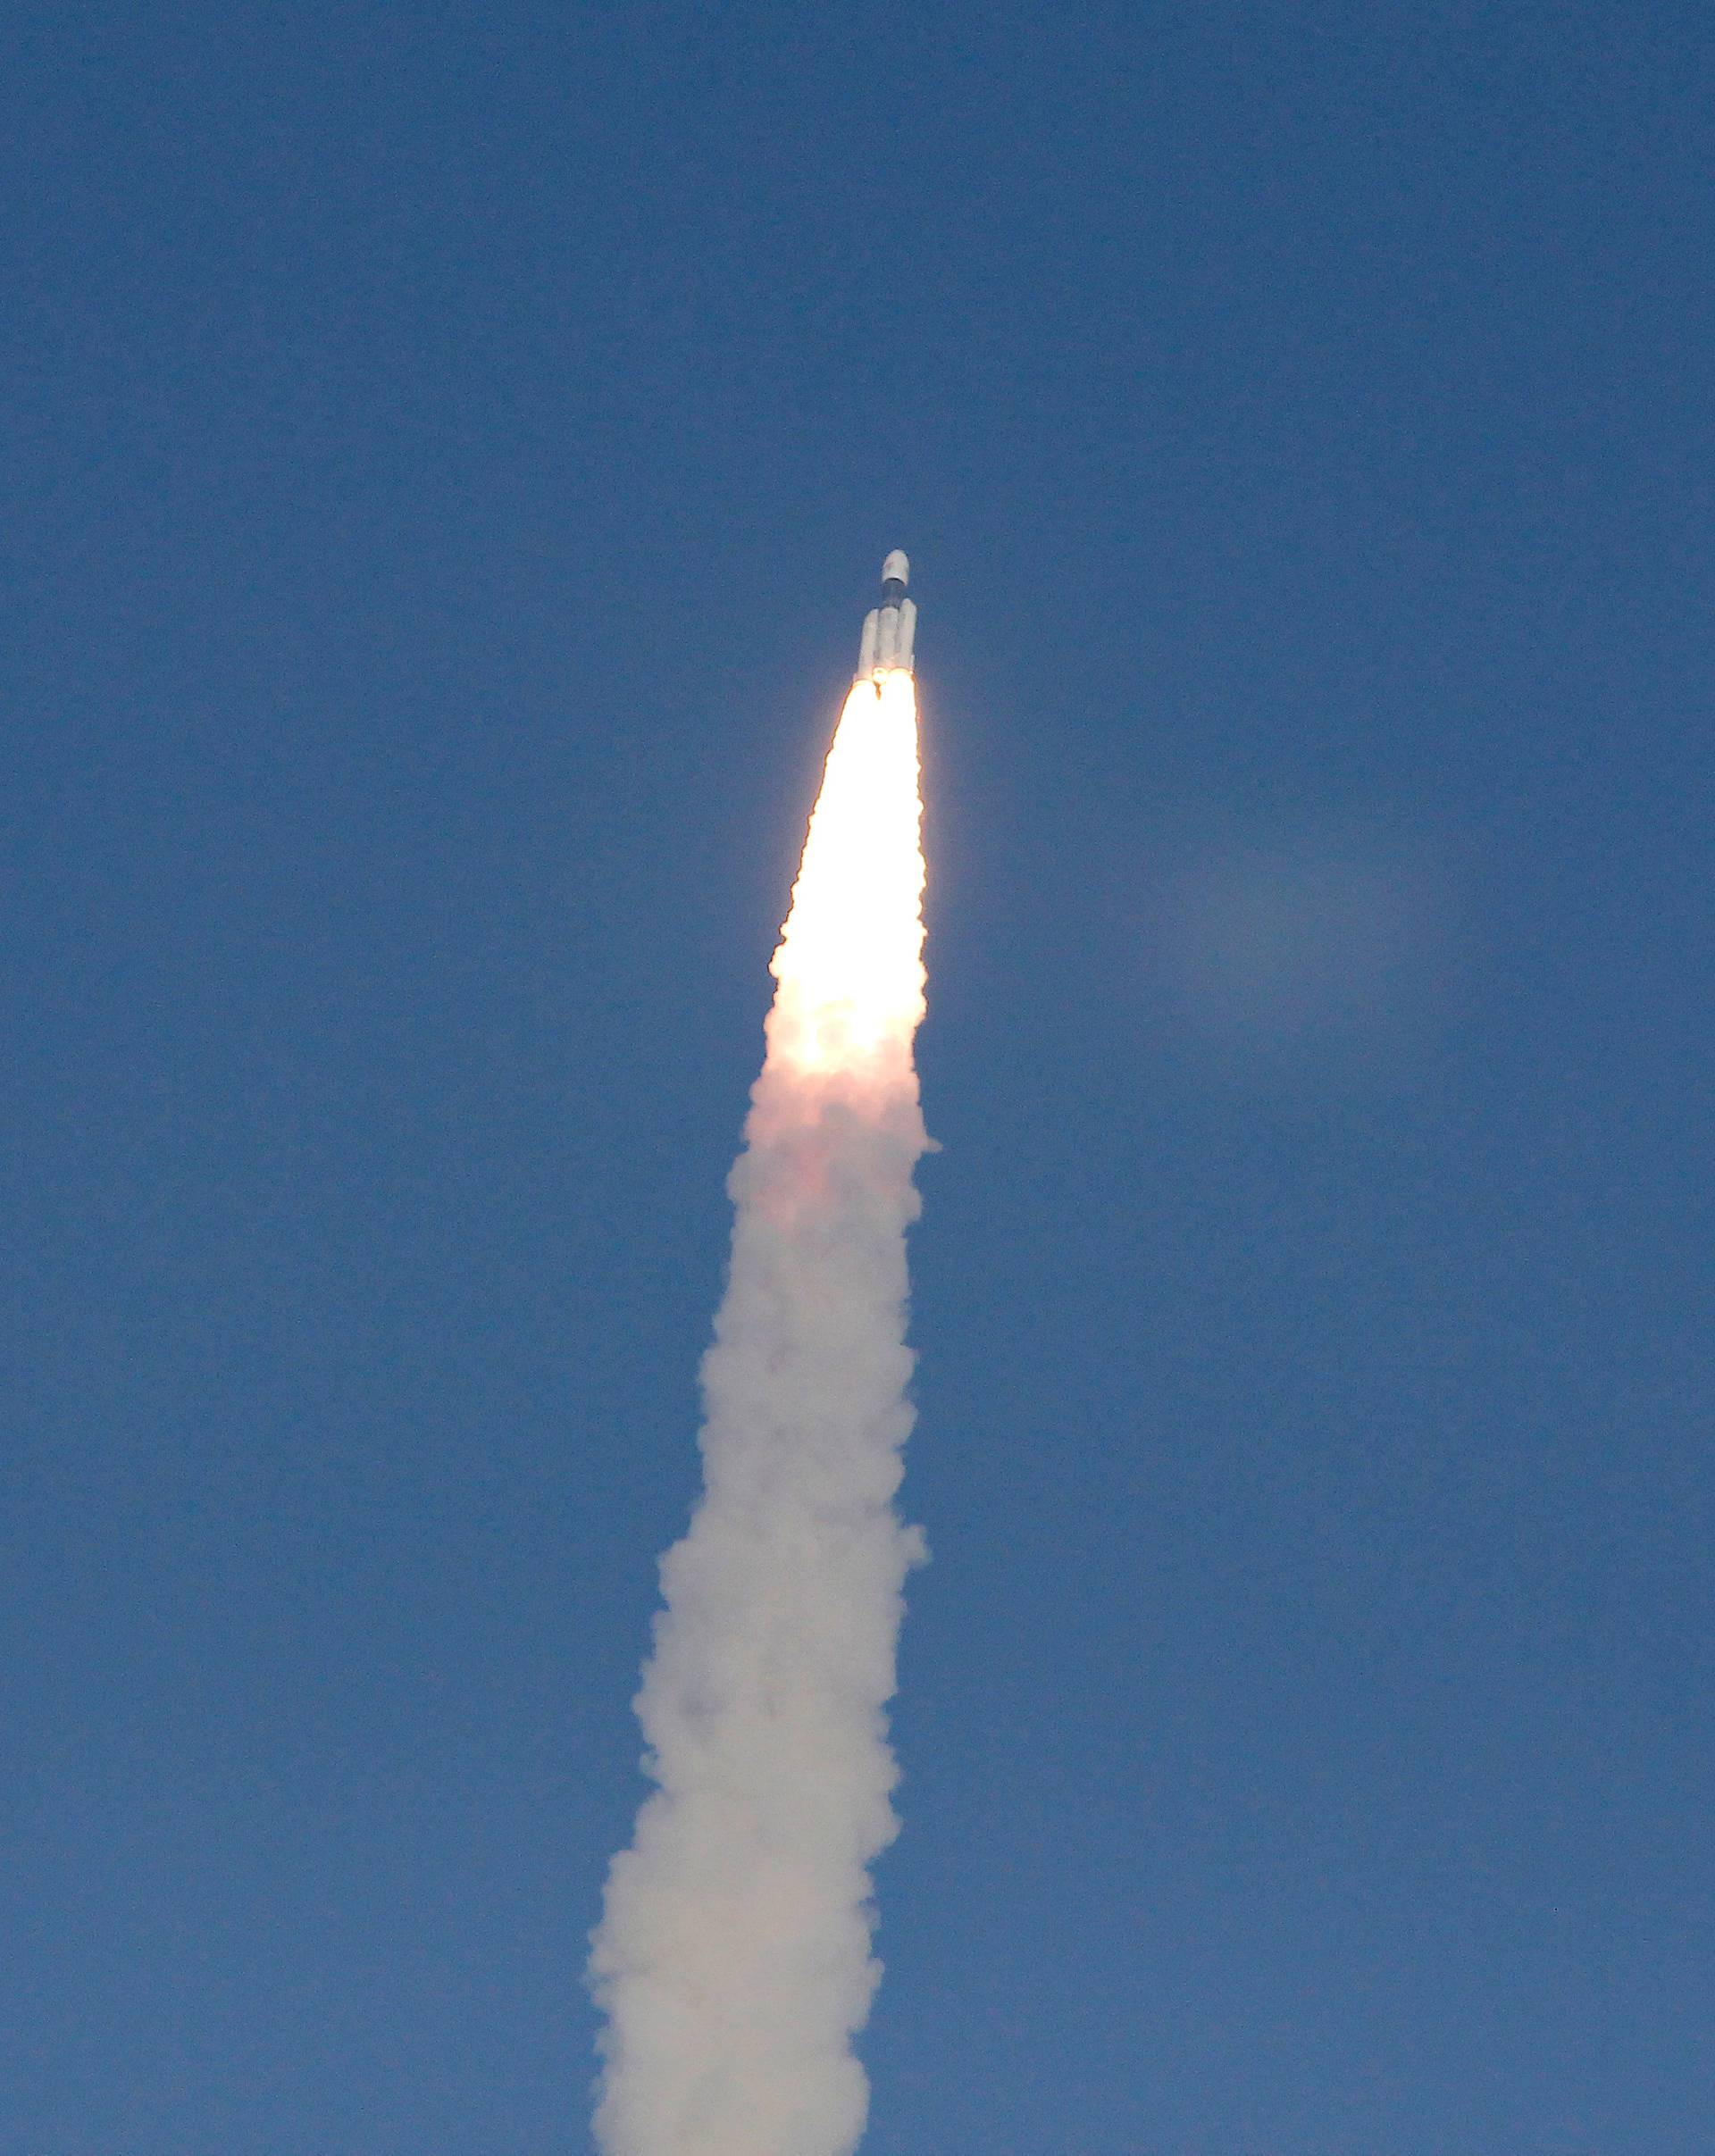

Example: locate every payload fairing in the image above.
[857,549,916,681]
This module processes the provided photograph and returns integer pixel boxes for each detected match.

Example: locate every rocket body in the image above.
[857,549,916,681]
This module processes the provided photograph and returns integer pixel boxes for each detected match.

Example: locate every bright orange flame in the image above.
[765,669,925,1081]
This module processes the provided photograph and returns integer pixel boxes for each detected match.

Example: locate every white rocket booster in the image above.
[857,549,916,681]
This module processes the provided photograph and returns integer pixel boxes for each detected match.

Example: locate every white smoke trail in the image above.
[590,671,931,2156]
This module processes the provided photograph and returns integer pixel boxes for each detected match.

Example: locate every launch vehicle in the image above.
[857,551,916,681]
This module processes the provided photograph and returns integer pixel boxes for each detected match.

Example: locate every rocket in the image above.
[857,550,916,681]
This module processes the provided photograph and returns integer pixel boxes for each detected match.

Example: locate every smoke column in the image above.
[590,668,931,2156]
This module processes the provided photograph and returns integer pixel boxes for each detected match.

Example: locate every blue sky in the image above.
[4,4,1711,2150]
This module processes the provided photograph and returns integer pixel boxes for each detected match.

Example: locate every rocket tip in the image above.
[881,548,909,586]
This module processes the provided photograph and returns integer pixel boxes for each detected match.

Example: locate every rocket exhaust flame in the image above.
[770,672,926,1080]
[590,656,930,2156]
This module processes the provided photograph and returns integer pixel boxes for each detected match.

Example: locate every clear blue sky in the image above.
[4,4,1711,2151]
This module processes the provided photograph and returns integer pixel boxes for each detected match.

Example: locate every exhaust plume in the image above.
[590,669,931,2156]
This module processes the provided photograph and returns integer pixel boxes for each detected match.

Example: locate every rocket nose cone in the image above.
[881,548,909,586]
